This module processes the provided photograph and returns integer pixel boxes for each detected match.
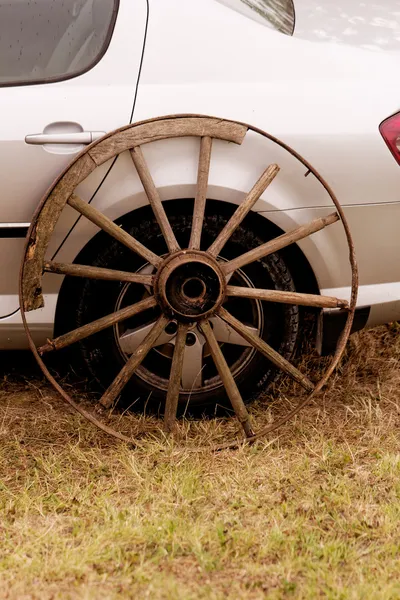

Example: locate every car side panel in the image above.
[2,0,400,347]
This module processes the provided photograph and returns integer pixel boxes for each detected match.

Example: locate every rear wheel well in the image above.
[55,198,320,335]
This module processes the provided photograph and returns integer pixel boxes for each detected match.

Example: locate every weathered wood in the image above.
[130,147,180,252]
[208,164,280,257]
[88,117,248,166]
[223,212,339,275]
[226,285,349,309]
[44,261,154,286]
[200,319,254,437]
[100,314,169,409]
[38,296,157,354]
[189,136,212,249]
[68,194,162,267]
[22,154,96,311]
[218,307,314,392]
[164,323,189,432]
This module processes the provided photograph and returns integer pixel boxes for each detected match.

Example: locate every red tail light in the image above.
[379,111,400,165]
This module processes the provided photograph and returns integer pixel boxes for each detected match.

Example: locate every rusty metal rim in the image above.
[19,113,358,451]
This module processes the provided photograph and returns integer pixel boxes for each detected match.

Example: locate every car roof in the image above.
[294,0,400,51]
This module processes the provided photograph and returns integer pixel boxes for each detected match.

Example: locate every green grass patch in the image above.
[2,326,400,598]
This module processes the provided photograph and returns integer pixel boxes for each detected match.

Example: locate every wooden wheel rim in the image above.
[19,114,358,450]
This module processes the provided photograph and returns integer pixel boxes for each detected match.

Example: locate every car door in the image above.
[0,0,147,317]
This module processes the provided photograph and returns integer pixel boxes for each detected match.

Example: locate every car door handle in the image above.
[25,131,105,145]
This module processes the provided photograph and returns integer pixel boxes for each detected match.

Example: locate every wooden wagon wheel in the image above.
[19,115,358,449]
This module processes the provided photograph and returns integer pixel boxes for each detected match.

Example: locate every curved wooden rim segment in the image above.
[22,153,96,311]
[90,117,247,166]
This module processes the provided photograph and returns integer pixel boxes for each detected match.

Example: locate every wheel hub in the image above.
[154,250,226,321]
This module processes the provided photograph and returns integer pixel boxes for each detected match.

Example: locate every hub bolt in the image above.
[185,332,197,346]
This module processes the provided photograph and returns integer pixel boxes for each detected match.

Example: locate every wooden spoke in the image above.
[218,307,314,392]
[130,146,180,253]
[38,296,157,354]
[226,285,349,309]
[67,194,161,267]
[224,212,339,275]
[207,163,280,257]
[189,136,213,249]
[44,261,154,286]
[200,319,254,437]
[100,314,169,409]
[164,323,189,432]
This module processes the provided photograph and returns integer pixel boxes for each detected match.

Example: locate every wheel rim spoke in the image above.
[181,330,204,389]
[226,285,349,309]
[118,321,175,355]
[223,212,339,275]
[218,307,314,392]
[120,322,204,390]
[209,316,257,346]
[68,194,161,267]
[200,319,254,437]
[44,261,154,286]
[119,319,257,390]
[38,296,157,354]
[164,323,189,432]
[137,263,156,295]
[189,136,213,249]
[100,314,170,409]
[130,146,180,253]
[207,164,280,257]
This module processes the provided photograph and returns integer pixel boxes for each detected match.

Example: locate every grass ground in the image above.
[1,325,400,599]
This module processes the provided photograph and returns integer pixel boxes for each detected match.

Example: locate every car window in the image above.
[217,0,295,35]
[0,0,119,87]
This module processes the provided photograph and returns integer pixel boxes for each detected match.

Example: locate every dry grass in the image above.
[2,326,400,599]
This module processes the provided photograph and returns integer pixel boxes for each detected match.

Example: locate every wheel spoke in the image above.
[137,263,156,295]
[100,314,169,409]
[209,316,257,346]
[68,194,161,267]
[207,163,280,257]
[218,307,314,392]
[200,319,254,437]
[130,146,180,253]
[120,321,204,389]
[44,261,154,286]
[223,212,339,275]
[38,296,157,354]
[226,285,349,309]
[118,321,175,354]
[164,323,189,432]
[182,330,204,389]
[189,136,212,249]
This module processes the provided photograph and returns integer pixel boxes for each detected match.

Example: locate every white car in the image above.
[1,0,400,416]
